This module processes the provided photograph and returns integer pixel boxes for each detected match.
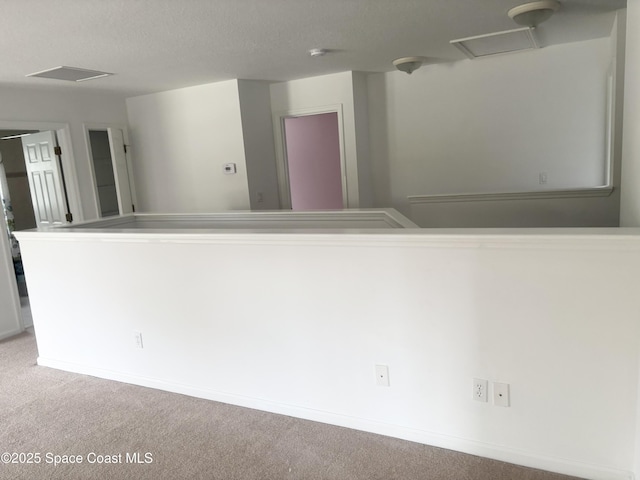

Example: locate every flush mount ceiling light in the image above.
[308,48,329,57]
[26,66,113,82]
[508,1,560,27]
[393,57,426,75]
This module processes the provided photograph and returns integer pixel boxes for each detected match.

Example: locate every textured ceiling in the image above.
[0,0,626,96]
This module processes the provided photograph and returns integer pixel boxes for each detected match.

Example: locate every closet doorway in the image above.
[273,106,348,210]
[86,127,134,217]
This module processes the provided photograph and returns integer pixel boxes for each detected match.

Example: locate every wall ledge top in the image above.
[408,186,614,204]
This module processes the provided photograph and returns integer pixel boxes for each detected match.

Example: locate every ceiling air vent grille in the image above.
[450,27,539,59]
[26,66,113,82]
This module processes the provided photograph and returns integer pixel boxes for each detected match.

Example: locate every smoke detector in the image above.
[392,57,426,75]
[508,1,560,27]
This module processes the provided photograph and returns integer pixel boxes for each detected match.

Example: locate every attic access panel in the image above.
[26,66,113,82]
[450,27,539,59]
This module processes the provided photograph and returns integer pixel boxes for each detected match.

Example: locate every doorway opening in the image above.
[0,123,134,334]
[85,127,134,217]
[0,129,41,328]
[89,130,120,217]
[283,112,344,210]
[274,107,348,210]
[0,120,88,336]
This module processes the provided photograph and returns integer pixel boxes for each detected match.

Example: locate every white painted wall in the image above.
[618,2,640,478]
[0,86,129,221]
[621,1,640,227]
[368,38,618,226]
[17,228,640,480]
[610,10,626,227]
[125,80,250,213]
[352,72,374,208]
[270,71,373,208]
[237,80,280,210]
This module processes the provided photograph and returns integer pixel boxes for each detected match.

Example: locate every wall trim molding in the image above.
[16,228,640,252]
[408,186,614,204]
[0,326,23,342]
[37,356,634,480]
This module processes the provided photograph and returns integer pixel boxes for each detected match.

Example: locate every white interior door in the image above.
[107,128,134,214]
[21,131,68,227]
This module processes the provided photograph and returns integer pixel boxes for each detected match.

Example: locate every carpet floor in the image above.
[0,329,582,480]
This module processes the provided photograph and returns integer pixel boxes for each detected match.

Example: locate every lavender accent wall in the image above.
[284,113,343,210]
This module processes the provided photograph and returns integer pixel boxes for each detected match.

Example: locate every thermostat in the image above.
[223,163,237,175]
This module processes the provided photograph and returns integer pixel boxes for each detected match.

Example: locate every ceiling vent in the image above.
[26,66,113,82]
[450,27,539,59]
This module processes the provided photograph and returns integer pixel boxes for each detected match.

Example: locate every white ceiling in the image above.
[0,0,625,97]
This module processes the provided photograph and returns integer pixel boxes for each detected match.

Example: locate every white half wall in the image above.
[0,86,129,221]
[17,228,640,480]
[368,37,618,226]
[126,80,251,213]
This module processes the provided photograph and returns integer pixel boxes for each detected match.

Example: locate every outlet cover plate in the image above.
[375,365,390,387]
[473,378,488,402]
[493,382,510,407]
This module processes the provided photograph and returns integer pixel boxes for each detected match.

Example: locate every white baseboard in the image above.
[37,357,634,480]
[0,326,24,342]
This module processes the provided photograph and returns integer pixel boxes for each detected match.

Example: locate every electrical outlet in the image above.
[375,365,390,387]
[257,192,264,203]
[473,378,488,402]
[134,331,143,349]
[493,382,510,407]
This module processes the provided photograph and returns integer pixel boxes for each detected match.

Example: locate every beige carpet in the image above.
[0,329,582,480]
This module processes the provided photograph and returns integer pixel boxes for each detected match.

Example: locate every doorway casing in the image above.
[273,105,348,209]
[0,121,81,336]
[0,120,133,336]
[0,121,81,223]
[82,123,137,217]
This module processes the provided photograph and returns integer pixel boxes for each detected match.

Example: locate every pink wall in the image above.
[284,113,343,210]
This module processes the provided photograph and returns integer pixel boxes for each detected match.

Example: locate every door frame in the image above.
[0,121,82,223]
[272,105,348,210]
[0,120,80,336]
[82,123,137,217]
